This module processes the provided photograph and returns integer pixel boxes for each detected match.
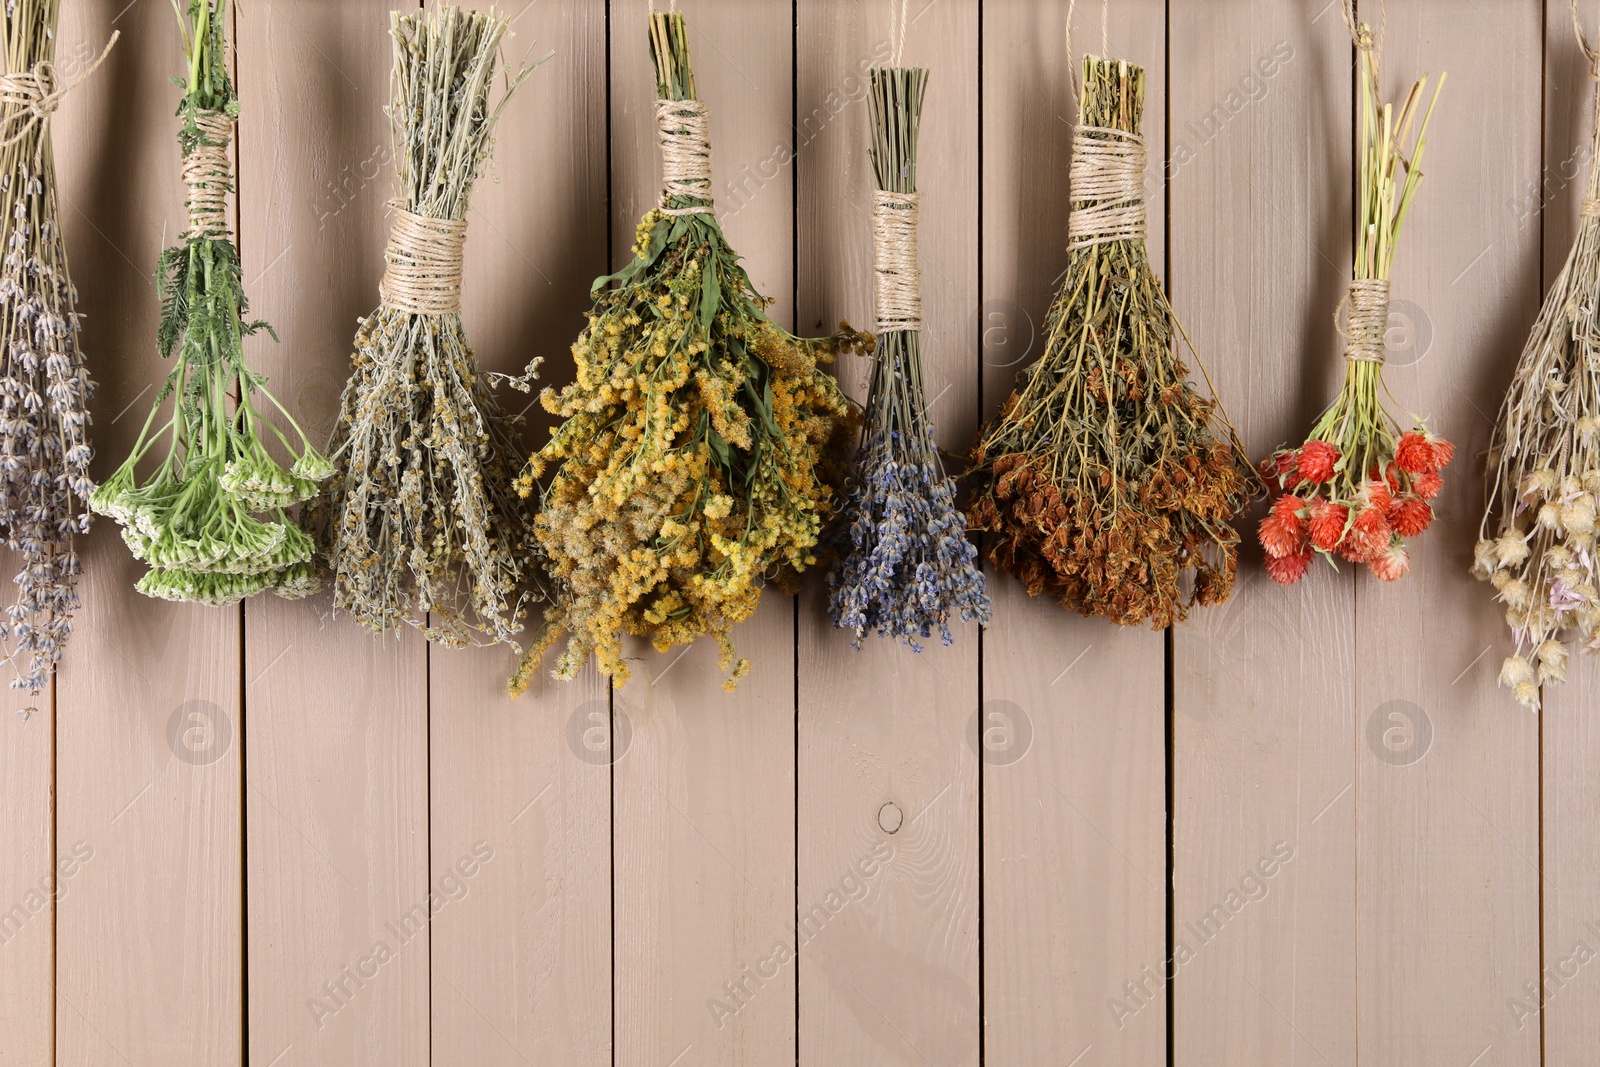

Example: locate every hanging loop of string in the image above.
[379,199,467,316]
[872,189,921,332]
[656,97,714,215]
[1337,278,1391,363]
[889,0,909,68]
[1066,125,1146,251]
[0,32,119,154]
[1063,0,1110,100]
[1342,0,1385,70]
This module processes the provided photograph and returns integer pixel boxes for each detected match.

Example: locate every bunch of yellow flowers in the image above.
[511,207,864,693]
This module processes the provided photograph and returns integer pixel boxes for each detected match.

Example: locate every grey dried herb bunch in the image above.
[311,6,544,648]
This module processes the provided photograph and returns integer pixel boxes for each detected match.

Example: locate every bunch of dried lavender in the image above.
[966,56,1254,628]
[0,3,113,692]
[1474,13,1600,710]
[508,10,863,693]
[93,0,329,607]
[827,65,989,649]
[312,6,542,648]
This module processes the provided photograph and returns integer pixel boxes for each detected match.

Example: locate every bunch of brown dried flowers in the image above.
[966,55,1253,629]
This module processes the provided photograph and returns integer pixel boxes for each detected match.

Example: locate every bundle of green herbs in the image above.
[93,0,329,606]
[509,10,865,693]
[312,6,541,648]
[827,65,990,648]
[1474,12,1600,710]
[966,55,1253,628]
[0,3,114,691]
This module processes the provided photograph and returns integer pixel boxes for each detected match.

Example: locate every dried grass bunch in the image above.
[313,5,543,648]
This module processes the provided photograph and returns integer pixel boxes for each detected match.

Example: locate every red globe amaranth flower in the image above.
[1342,506,1392,562]
[1424,432,1455,471]
[1259,505,1305,559]
[1271,494,1309,536]
[1265,546,1313,585]
[1307,499,1349,552]
[1359,477,1393,513]
[1260,511,1299,556]
[1395,431,1433,475]
[1297,440,1339,484]
[1414,469,1444,500]
[1396,429,1453,476]
[1389,496,1433,537]
[1368,543,1411,582]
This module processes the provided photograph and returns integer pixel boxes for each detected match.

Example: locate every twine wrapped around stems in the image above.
[379,200,466,315]
[656,97,713,215]
[1341,278,1391,363]
[871,189,920,332]
[1066,125,1146,251]
[182,109,235,239]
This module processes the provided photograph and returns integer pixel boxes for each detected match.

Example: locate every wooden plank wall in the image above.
[0,0,1579,1064]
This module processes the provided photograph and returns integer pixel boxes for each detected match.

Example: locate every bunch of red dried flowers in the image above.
[1258,22,1448,586]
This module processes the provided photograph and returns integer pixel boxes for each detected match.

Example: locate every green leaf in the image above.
[700,260,720,332]
[707,426,731,469]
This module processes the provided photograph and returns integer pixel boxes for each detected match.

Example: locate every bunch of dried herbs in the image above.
[93,0,329,607]
[1473,18,1600,710]
[510,10,864,693]
[966,55,1253,629]
[0,2,113,692]
[827,65,989,649]
[311,6,542,648]
[1258,30,1448,586]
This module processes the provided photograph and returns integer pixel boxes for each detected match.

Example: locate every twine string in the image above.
[1067,125,1147,251]
[872,189,921,333]
[1574,2,1600,214]
[656,97,714,216]
[1339,278,1391,363]
[1574,0,1600,79]
[1342,0,1385,70]
[379,199,467,316]
[182,109,236,239]
[889,0,909,67]
[0,32,119,153]
[1063,0,1111,100]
